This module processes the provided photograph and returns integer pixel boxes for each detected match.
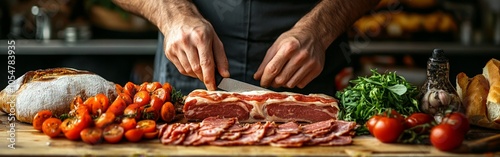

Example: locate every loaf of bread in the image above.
[0,68,117,123]
[457,58,500,130]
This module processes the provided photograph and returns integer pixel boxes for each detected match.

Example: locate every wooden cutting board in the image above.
[0,113,497,156]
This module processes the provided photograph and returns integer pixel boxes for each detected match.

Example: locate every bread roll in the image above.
[0,68,117,123]
[483,58,500,86]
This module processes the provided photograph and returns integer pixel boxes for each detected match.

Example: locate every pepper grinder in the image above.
[418,49,464,123]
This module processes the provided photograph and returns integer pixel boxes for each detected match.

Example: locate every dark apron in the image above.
[153,0,350,96]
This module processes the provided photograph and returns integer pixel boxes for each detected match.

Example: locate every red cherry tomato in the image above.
[366,115,381,134]
[441,112,470,135]
[134,91,151,106]
[125,129,144,142]
[95,112,116,128]
[42,118,62,138]
[405,113,435,133]
[372,116,405,143]
[103,124,124,144]
[60,112,92,141]
[136,120,156,133]
[33,110,53,131]
[430,123,464,151]
[80,127,103,145]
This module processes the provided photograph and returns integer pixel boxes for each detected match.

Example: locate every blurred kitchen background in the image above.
[0,0,499,90]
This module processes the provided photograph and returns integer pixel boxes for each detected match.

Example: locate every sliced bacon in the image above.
[270,134,311,148]
[276,121,300,134]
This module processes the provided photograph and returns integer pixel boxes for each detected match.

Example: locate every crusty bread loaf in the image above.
[483,58,500,86]
[463,75,500,129]
[0,68,117,123]
[456,72,471,101]
[487,82,500,124]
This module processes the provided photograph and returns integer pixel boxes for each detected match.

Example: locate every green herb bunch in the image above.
[335,69,420,134]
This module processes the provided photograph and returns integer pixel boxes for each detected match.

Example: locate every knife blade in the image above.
[217,78,271,92]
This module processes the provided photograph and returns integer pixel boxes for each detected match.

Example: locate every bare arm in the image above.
[112,0,230,91]
[254,0,380,89]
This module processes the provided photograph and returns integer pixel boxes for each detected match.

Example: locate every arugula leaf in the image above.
[335,69,420,135]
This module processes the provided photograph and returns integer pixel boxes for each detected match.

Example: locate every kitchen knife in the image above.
[217,78,271,92]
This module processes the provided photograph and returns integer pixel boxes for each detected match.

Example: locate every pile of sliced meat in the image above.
[159,117,357,147]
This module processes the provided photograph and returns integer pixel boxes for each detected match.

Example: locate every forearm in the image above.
[294,0,380,49]
[111,0,203,34]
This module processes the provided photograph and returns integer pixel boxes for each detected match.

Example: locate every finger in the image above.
[296,68,319,89]
[197,38,217,91]
[285,65,310,88]
[253,43,278,80]
[273,52,307,87]
[177,50,197,78]
[164,40,190,77]
[183,44,204,81]
[260,42,297,87]
[213,34,230,78]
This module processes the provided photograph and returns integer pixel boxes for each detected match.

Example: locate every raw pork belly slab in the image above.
[183,89,339,123]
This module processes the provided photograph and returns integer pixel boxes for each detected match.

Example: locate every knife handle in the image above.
[468,133,500,153]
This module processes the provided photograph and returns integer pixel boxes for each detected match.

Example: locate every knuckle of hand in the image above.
[265,66,279,76]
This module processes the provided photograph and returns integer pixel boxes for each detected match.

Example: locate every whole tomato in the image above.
[430,123,464,151]
[405,113,435,133]
[441,112,469,135]
[372,116,405,143]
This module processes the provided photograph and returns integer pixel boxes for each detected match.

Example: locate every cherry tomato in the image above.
[103,124,124,144]
[161,102,176,122]
[430,123,464,151]
[69,96,84,111]
[42,118,62,138]
[142,106,160,121]
[381,109,405,122]
[124,103,142,120]
[405,113,434,133]
[60,112,92,141]
[146,82,163,93]
[107,97,127,117]
[118,93,133,105]
[144,130,159,139]
[372,116,405,143]
[152,88,170,103]
[150,96,164,111]
[123,82,137,97]
[33,110,53,131]
[366,115,381,134]
[134,91,151,106]
[442,112,470,135]
[80,127,103,145]
[95,112,116,128]
[162,82,173,94]
[136,120,156,133]
[120,117,137,132]
[85,94,110,116]
[137,82,149,92]
[125,129,144,142]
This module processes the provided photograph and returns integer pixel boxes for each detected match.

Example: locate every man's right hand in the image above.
[162,16,230,91]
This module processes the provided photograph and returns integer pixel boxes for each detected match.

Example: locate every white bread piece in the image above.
[487,82,500,124]
[483,58,500,86]
[0,68,117,123]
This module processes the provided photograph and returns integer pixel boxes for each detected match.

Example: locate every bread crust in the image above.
[0,68,117,123]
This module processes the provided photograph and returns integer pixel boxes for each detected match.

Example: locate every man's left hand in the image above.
[253,28,326,89]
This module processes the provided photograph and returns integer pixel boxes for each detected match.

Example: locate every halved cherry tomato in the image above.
[85,94,110,116]
[430,123,464,151]
[123,82,137,97]
[120,117,137,132]
[125,129,144,142]
[124,103,142,120]
[33,110,53,131]
[95,93,110,113]
[80,127,103,145]
[162,82,173,94]
[142,106,160,121]
[60,112,92,141]
[144,130,159,139]
[441,112,469,135]
[136,120,156,133]
[107,97,127,117]
[103,124,124,144]
[118,93,133,105]
[69,96,84,111]
[147,82,163,93]
[42,118,62,138]
[152,88,170,103]
[137,82,149,92]
[150,96,164,111]
[160,102,176,122]
[134,91,151,106]
[95,112,116,128]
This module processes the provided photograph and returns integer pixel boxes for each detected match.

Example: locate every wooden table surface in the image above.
[0,113,498,157]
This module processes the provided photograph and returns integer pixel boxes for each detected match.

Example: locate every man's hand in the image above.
[253,28,325,89]
[163,17,230,90]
